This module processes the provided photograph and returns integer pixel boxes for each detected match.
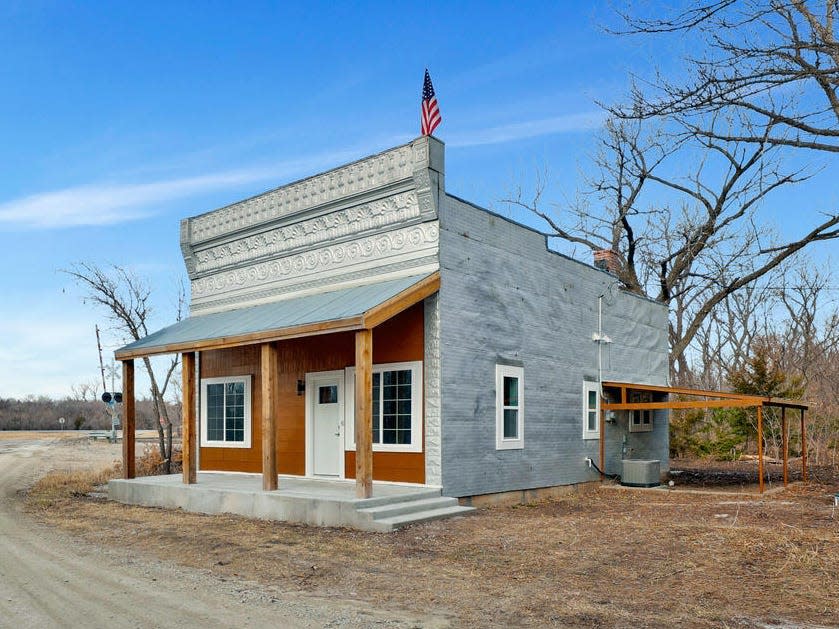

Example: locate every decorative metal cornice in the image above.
[188,143,417,244]
[192,190,419,276]
[191,222,440,304]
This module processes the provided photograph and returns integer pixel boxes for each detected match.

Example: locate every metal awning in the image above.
[115,272,439,360]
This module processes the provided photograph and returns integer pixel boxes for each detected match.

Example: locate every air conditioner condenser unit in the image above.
[621,459,660,488]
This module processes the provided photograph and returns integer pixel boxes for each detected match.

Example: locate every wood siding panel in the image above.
[199,345,263,473]
[198,302,426,481]
[344,451,425,484]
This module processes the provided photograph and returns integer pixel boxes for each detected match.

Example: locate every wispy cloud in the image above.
[0,148,362,230]
[447,111,606,149]
[0,298,179,398]
[0,116,604,230]
[0,306,97,398]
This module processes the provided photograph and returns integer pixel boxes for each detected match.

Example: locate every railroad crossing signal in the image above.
[101,391,123,406]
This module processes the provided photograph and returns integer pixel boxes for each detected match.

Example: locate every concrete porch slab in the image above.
[108,473,472,532]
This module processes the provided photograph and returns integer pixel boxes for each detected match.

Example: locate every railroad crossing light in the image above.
[114,392,123,403]
[101,392,112,404]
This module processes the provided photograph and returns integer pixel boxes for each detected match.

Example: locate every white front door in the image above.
[307,372,344,477]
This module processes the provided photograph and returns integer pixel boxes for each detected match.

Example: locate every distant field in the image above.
[0,431,81,441]
[0,430,159,441]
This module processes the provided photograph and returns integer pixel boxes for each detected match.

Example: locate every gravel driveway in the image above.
[0,436,431,628]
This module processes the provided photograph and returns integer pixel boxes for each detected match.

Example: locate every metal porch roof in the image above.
[115,273,438,359]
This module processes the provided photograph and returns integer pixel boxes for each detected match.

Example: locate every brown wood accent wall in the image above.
[198,302,426,483]
[343,451,425,484]
[199,345,263,473]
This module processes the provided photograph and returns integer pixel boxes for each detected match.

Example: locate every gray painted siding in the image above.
[438,197,670,497]
[604,411,670,478]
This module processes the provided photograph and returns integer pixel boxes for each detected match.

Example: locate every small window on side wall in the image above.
[582,381,600,440]
[628,391,654,432]
[496,365,524,450]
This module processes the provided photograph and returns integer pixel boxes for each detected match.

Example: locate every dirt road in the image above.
[0,437,428,628]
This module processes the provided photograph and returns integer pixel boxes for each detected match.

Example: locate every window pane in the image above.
[588,389,597,410]
[378,369,412,446]
[206,383,224,441]
[225,398,243,440]
[318,385,338,404]
[588,410,597,432]
[503,409,518,439]
[632,411,640,425]
[397,415,411,430]
[382,425,397,443]
[372,373,380,444]
[503,376,518,407]
[226,383,245,443]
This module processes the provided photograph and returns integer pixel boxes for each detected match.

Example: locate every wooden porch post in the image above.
[261,342,278,491]
[181,352,197,484]
[355,329,373,498]
[781,406,788,487]
[122,359,135,479]
[757,404,764,494]
[800,408,808,482]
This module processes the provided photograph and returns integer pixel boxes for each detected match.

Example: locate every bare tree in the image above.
[519,1,833,382]
[64,263,185,472]
[70,379,101,403]
[772,264,839,464]
[611,0,839,155]
[506,115,839,380]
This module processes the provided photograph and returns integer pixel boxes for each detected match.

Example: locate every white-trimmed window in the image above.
[582,381,600,440]
[201,376,252,448]
[496,365,524,450]
[345,361,423,453]
[629,392,654,432]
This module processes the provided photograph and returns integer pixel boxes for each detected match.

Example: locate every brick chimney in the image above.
[593,249,621,275]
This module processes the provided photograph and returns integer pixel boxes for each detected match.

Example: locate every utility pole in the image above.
[95,325,107,393]
[96,324,122,442]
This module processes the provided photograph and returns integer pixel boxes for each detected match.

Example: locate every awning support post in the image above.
[261,342,278,491]
[355,329,373,498]
[781,406,788,487]
[757,404,764,494]
[182,352,197,484]
[122,359,135,479]
[800,408,808,482]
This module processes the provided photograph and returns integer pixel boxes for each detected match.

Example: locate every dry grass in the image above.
[27,467,117,510]
[27,446,178,510]
[0,430,82,441]
[111,444,183,478]
[25,464,839,628]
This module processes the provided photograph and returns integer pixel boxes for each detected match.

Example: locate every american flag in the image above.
[421,69,441,136]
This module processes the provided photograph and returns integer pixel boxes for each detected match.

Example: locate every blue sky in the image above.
[0,2,835,399]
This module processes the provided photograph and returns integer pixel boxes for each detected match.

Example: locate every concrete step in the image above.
[357,496,459,520]
[354,488,442,509]
[371,504,476,532]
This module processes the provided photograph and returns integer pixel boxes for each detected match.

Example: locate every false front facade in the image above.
[115,136,670,504]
